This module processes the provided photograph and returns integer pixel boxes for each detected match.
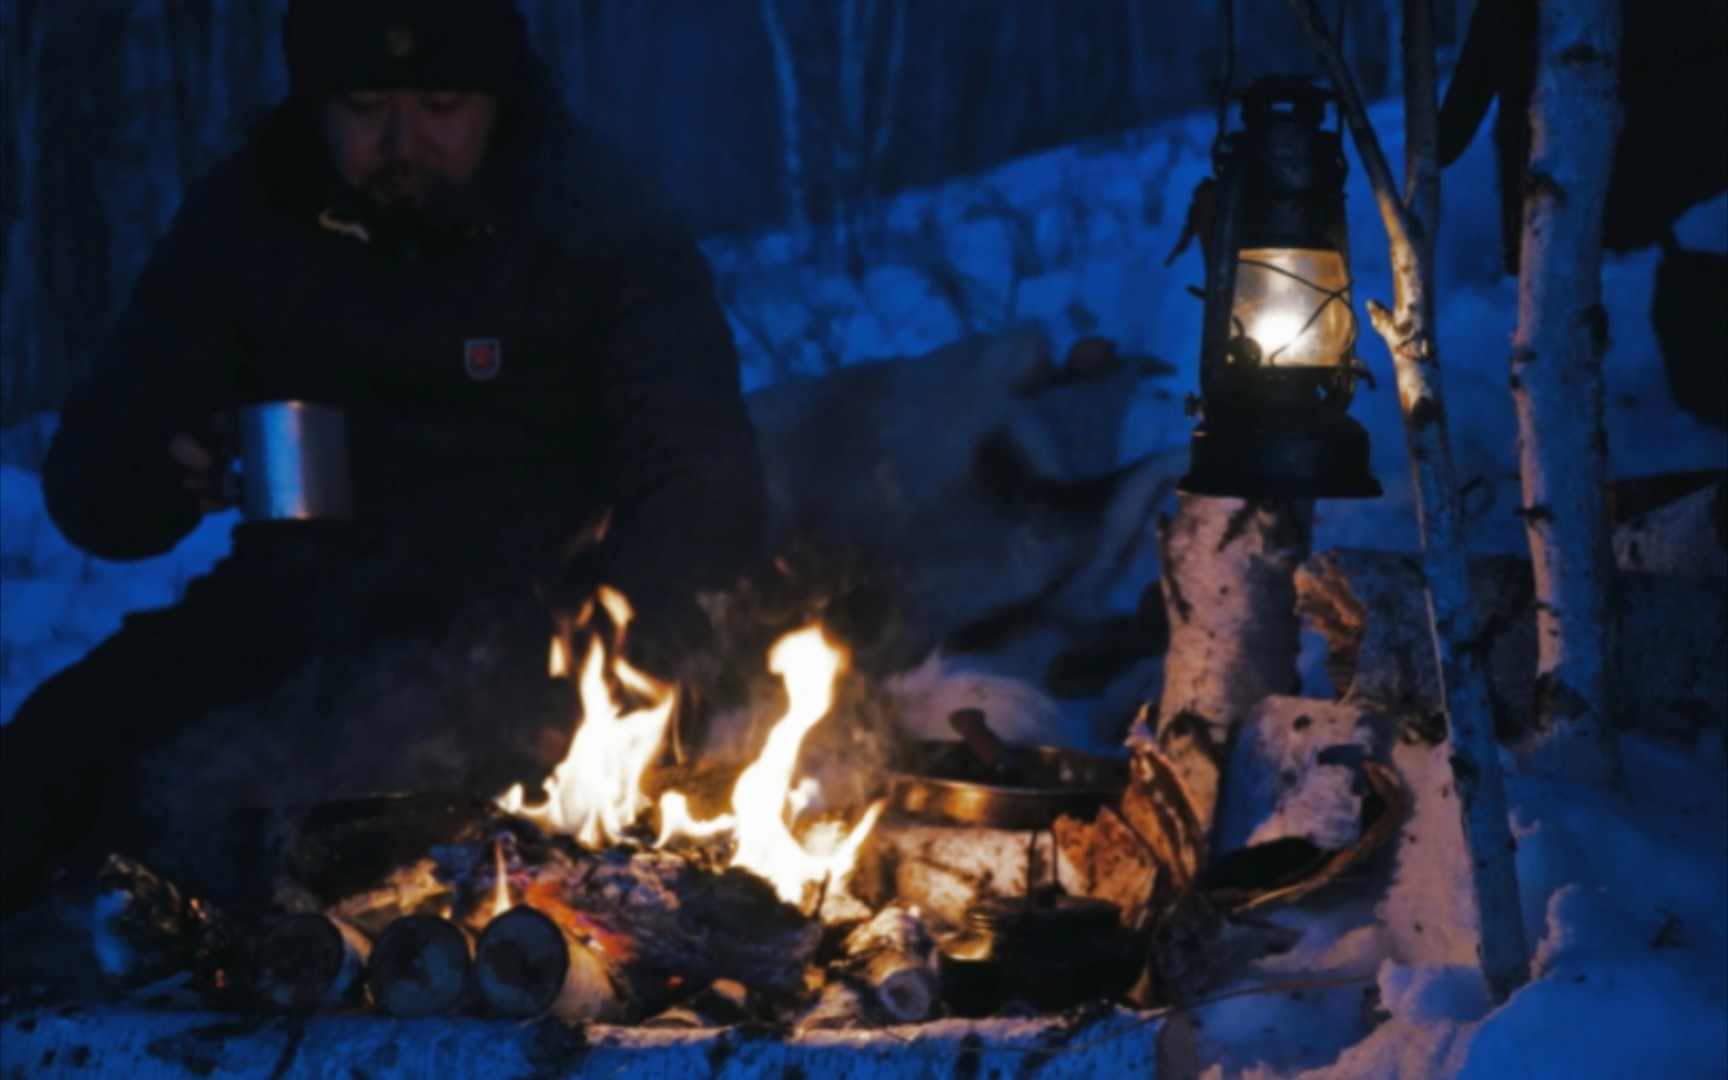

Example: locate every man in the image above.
[0,0,765,914]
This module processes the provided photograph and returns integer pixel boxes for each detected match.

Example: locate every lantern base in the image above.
[1179,408,1382,500]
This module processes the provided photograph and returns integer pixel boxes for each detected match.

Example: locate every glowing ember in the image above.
[498,587,678,847]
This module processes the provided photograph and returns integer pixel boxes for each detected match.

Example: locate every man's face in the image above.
[324,90,500,210]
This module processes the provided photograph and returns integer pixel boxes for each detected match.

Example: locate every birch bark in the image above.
[1156,495,1312,834]
[1511,0,1622,784]
[1286,0,1532,1003]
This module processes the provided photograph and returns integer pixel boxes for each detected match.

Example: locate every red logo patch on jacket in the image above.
[464,338,502,381]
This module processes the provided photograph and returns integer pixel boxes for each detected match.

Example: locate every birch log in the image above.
[1156,495,1312,834]
[1511,0,1624,783]
[1286,0,1532,1002]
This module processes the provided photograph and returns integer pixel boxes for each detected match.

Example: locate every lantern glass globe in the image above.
[1231,248,1353,368]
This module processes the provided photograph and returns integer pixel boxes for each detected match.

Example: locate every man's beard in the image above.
[362,166,457,215]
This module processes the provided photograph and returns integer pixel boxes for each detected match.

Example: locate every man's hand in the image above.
[168,433,235,514]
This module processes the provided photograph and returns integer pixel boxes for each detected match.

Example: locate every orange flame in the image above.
[501,589,881,909]
[499,587,677,848]
[658,624,883,906]
[489,838,512,919]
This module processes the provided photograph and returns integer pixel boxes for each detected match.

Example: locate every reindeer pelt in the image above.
[133,603,571,903]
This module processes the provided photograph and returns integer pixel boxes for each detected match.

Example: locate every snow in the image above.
[2,95,1725,1079]
[1187,730,1728,1080]
[0,461,235,722]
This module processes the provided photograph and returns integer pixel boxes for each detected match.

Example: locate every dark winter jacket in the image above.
[41,69,766,643]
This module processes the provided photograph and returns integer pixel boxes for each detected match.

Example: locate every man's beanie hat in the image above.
[284,0,527,97]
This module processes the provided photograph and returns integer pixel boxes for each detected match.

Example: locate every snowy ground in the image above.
[1188,729,1727,1079]
[1,100,1724,1078]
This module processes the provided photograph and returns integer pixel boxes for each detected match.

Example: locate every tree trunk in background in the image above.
[1155,495,1312,834]
[1511,0,1622,784]
[1288,0,1532,1004]
[1,0,45,418]
[758,0,809,234]
[869,0,908,186]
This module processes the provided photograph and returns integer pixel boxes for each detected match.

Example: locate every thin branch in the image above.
[1402,0,1441,260]
[1285,0,1418,268]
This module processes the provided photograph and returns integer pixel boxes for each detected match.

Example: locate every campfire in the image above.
[70,587,1139,1035]
[58,577,1405,1075]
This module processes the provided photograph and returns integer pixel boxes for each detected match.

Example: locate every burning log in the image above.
[366,914,474,1016]
[838,904,939,1023]
[252,914,370,1013]
[474,905,621,1021]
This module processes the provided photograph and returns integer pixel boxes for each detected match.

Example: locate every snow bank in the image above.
[1192,730,1727,1079]
[0,463,233,722]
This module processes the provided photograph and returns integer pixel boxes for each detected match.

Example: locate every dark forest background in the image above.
[0,0,1469,428]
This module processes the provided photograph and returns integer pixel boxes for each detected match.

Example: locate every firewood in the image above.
[794,979,870,1031]
[474,906,621,1021]
[323,858,453,938]
[1155,494,1313,831]
[1613,480,1727,578]
[839,905,938,1022]
[859,820,1047,929]
[856,951,937,1023]
[366,914,474,1016]
[1296,550,1537,733]
[640,979,751,1029]
[252,913,370,1013]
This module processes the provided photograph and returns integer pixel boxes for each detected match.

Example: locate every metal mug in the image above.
[227,401,353,521]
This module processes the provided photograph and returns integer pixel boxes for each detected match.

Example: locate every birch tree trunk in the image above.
[1287,0,1532,1003]
[1156,495,1313,834]
[758,0,808,234]
[1511,0,1622,784]
[869,0,908,184]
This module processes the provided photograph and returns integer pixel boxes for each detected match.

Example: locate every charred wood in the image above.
[533,850,820,1012]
